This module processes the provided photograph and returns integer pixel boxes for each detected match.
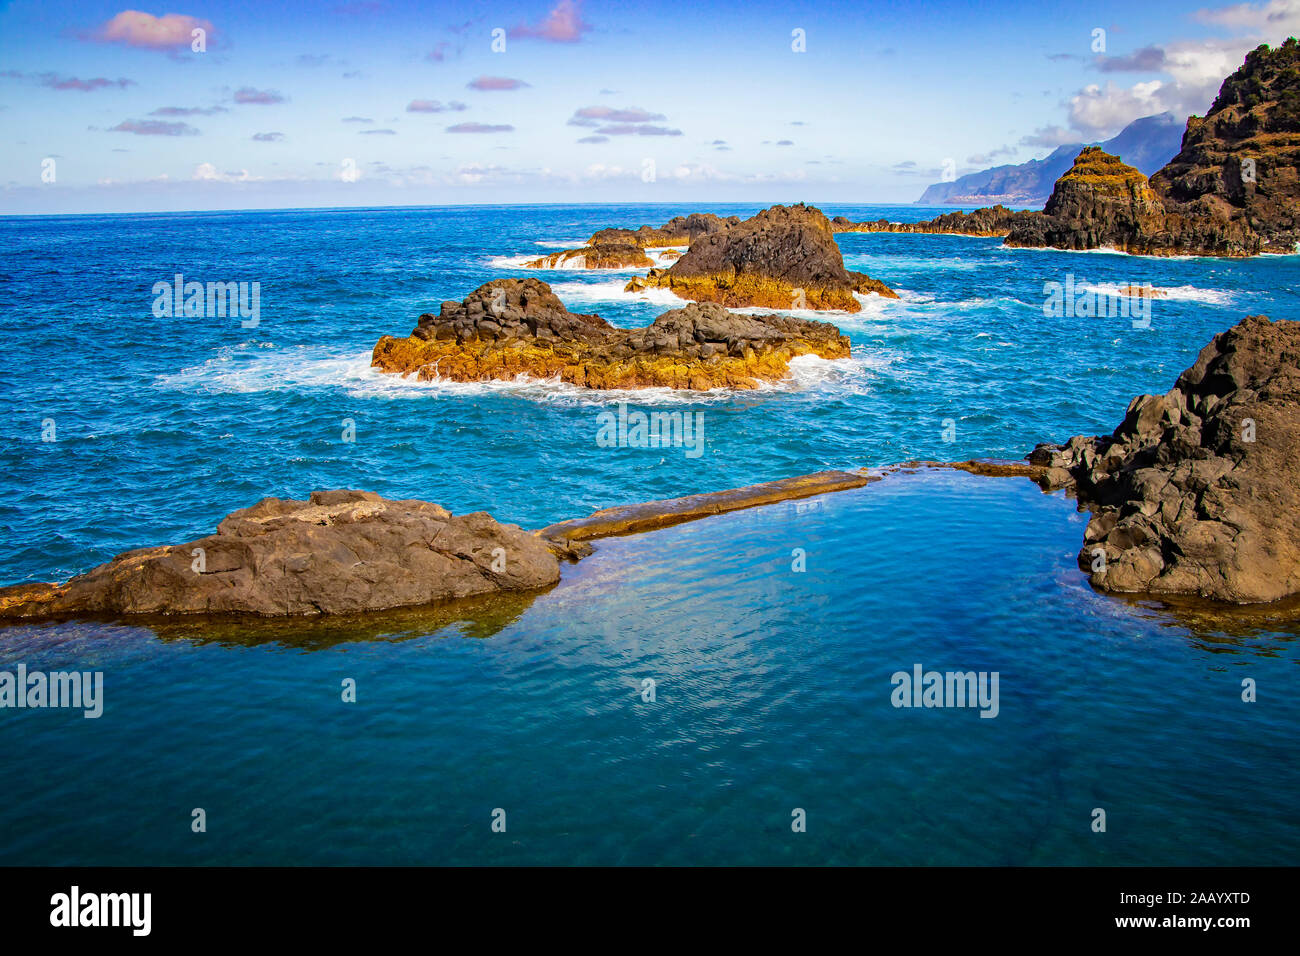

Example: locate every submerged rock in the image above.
[626,203,897,311]
[538,470,877,542]
[1032,315,1300,603]
[371,277,851,390]
[0,491,562,620]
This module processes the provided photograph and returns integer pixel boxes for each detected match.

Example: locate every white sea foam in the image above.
[546,278,684,308]
[486,253,542,269]
[533,239,589,248]
[493,243,684,273]
[646,246,687,267]
[1003,243,1213,261]
[1076,281,1235,306]
[155,341,891,407]
[528,254,596,271]
[776,351,891,396]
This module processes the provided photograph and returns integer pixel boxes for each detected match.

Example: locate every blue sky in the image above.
[3,0,1298,213]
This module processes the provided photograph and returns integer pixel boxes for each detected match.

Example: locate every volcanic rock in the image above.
[1031,314,1300,603]
[589,213,741,248]
[1150,39,1300,252]
[832,204,1037,236]
[1002,41,1300,256]
[525,241,653,270]
[626,204,897,311]
[523,214,739,270]
[371,277,851,390]
[1005,146,1262,255]
[0,491,562,620]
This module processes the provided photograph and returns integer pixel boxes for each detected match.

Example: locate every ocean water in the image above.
[0,203,1297,865]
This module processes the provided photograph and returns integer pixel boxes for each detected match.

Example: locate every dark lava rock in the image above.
[833,205,1038,236]
[1151,38,1300,252]
[1005,146,1262,255]
[589,213,742,247]
[628,203,897,310]
[1031,315,1300,603]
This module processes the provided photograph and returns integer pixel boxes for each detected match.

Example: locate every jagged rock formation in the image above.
[1005,146,1262,255]
[916,112,1184,206]
[1149,38,1300,252]
[832,205,1038,237]
[1003,41,1300,255]
[625,204,897,311]
[371,278,851,390]
[0,491,562,620]
[876,42,1300,256]
[589,213,741,248]
[1031,314,1300,604]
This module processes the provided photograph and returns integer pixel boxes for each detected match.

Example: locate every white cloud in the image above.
[1048,1,1300,139]
[193,163,258,182]
[1067,80,1166,138]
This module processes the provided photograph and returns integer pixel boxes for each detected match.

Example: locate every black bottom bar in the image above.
[0,866,1287,942]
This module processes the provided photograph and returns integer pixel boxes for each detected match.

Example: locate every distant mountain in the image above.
[917,113,1185,206]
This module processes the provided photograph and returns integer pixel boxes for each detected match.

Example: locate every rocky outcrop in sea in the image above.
[832,205,1038,237]
[1032,314,1300,604]
[524,214,741,270]
[371,277,852,390]
[0,491,563,620]
[525,242,653,270]
[1004,146,1262,256]
[589,213,741,248]
[625,203,897,311]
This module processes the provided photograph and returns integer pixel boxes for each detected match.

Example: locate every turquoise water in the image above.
[0,204,1297,864]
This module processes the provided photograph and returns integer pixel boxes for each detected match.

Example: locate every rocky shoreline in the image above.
[13,310,1299,624]
[852,41,1300,257]
[0,467,1019,624]
[1031,314,1300,603]
[4,321,1297,623]
[1003,147,1263,256]
[7,47,1300,628]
